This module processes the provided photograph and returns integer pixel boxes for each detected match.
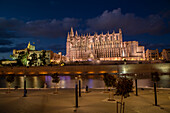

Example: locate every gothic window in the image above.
[99,37,101,42]
[116,35,118,40]
[105,37,107,41]
[93,38,95,42]
[91,45,93,50]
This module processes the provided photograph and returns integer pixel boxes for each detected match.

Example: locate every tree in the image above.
[6,75,15,93]
[28,53,37,66]
[39,50,48,66]
[10,51,28,66]
[115,77,133,112]
[103,73,117,100]
[151,72,160,83]
[51,73,60,94]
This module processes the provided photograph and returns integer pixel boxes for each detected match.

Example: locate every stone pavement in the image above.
[0,88,169,113]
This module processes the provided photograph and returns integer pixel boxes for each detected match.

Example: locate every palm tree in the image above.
[51,73,60,94]
[6,75,15,93]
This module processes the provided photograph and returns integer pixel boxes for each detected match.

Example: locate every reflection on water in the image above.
[0,75,170,88]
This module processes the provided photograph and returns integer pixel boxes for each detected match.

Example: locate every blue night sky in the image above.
[0,0,169,59]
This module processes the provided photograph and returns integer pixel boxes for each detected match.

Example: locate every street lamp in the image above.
[23,75,27,97]
[78,75,81,97]
[135,74,138,96]
[75,76,78,108]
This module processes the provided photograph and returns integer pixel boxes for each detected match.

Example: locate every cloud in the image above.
[0,9,169,39]
[0,42,27,53]
[146,43,170,49]
[0,17,81,39]
[86,8,169,35]
[0,17,24,39]
[139,41,170,50]
[0,39,13,45]
[0,47,12,53]
[23,18,81,38]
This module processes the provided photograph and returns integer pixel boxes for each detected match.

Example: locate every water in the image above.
[0,75,170,88]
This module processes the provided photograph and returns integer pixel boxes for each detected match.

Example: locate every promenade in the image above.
[0,88,170,113]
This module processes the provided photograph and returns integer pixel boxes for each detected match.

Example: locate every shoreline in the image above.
[0,87,170,90]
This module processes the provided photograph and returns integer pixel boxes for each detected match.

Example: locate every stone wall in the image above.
[0,63,169,76]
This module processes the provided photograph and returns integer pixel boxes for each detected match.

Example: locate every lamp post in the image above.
[75,76,78,108]
[154,82,157,106]
[135,74,138,96]
[23,75,27,97]
[78,75,81,97]
[79,80,81,97]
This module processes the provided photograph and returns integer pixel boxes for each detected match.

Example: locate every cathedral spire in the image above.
[119,28,122,34]
[100,32,103,36]
[112,30,115,34]
[86,33,88,36]
[67,32,70,41]
[70,27,74,36]
[75,30,78,36]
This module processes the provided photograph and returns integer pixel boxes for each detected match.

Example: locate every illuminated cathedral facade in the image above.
[66,28,145,61]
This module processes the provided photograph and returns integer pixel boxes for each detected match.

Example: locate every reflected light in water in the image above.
[20,76,24,88]
[33,76,38,88]
[88,71,94,74]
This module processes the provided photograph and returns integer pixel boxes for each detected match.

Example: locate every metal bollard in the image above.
[86,85,88,92]
[75,84,78,108]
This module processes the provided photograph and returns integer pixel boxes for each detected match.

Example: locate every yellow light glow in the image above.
[99,71,106,73]
[29,72,35,74]
[88,71,94,74]
[18,72,24,75]
[64,72,70,74]
[51,71,57,74]
[39,72,48,74]
[7,72,14,74]
[76,72,82,74]
[111,71,118,73]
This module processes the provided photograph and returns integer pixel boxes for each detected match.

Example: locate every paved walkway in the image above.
[0,88,170,113]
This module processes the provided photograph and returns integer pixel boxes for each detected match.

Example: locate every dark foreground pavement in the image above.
[0,88,170,113]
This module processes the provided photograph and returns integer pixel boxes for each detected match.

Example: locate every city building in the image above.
[11,42,53,66]
[66,28,145,61]
[145,49,159,60]
[50,52,66,64]
[161,49,170,61]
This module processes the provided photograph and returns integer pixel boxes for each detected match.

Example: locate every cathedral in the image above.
[66,28,145,61]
